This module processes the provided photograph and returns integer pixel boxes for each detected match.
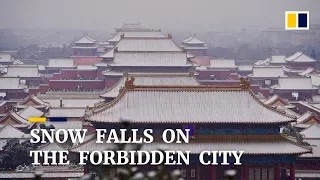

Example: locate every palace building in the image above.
[181,35,208,56]
[72,78,311,180]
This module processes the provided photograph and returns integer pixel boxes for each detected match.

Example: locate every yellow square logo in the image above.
[285,11,309,30]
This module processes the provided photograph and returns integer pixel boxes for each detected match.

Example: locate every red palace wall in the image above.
[51,70,99,80]
[105,76,122,88]
[72,57,102,65]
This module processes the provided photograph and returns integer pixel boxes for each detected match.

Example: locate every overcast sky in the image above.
[0,0,319,32]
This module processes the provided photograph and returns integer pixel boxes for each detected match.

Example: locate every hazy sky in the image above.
[0,0,319,32]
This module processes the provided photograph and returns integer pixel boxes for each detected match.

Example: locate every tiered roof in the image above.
[47,108,85,118]
[74,34,96,44]
[100,73,199,98]
[115,23,152,32]
[285,52,316,63]
[271,77,318,90]
[249,66,286,78]
[182,35,205,45]
[87,78,294,124]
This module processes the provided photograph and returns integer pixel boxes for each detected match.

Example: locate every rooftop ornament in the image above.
[114,47,118,53]
[124,77,135,89]
[240,77,250,90]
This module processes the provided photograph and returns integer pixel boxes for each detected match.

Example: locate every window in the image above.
[181,170,186,177]
[264,79,271,86]
[191,169,196,177]
[292,92,299,100]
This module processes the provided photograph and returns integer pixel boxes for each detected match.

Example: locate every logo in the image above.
[285,11,309,30]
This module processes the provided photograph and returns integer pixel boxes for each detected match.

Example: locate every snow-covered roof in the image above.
[276,105,300,117]
[182,36,193,43]
[0,111,30,125]
[100,49,114,58]
[238,65,253,72]
[18,105,44,119]
[76,65,97,70]
[0,77,24,90]
[272,77,318,90]
[299,67,314,76]
[4,65,40,78]
[38,65,46,71]
[270,56,286,64]
[254,58,270,66]
[20,95,49,106]
[285,52,316,63]
[100,73,199,98]
[42,98,104,108]
[311,74,320,87]
[294,101,320,114]
[183,36,205,44]
[47,58,75,68]
[110,52,190,67]
[0,124,26,138]
[301,146,320,158]
[71,134,310,155]
[296,111,318,124]
[250,66,285,78]
[264,95,282,105]
[301,123,320,139]
[209,59,237,69]
[47,108,86,118]
[0,52,13,63]
[75,35,96,44]
[88,84,294,124]
[187,52,195,58]
[115,38,182,52]
[108,31,166,42]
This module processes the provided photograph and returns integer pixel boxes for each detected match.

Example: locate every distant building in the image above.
[181,35,207,56]
[72,34,97,57]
